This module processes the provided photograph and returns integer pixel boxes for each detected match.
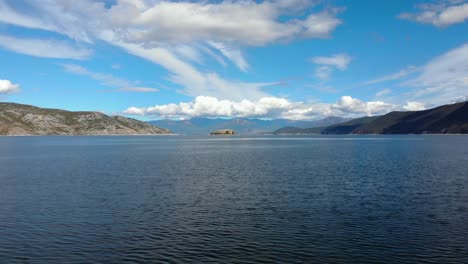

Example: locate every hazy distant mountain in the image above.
[273,126,325,134]
[324,101,468,134]
[149,116,351,135]
[273,116,372,135]
[0,103,172,136]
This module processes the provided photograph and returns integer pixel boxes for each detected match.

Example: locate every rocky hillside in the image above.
[0,103,172,135]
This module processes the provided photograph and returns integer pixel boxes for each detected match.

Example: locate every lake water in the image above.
[0,135,467,263]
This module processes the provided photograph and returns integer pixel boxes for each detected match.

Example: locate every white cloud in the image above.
[312,53,352,70]
[124,96,292,118]
[0,0,344,99]
[0,79,20,94]
[363,42,468,106]
[108,41,270,100]
[0,34,92,60]
[403,101,427,111]
[401,43,468,104]
[124,95,418,120]
[399,1,468,27]
[63,64,158,92]
[451,95,468,102]
[0,0,342,54]
[106,0,340,46]
[311,53,352,80]
[208,41,249,72]
[364,66,419,85]
[376,88,392,97]
[64,64,129,87]
[300,8,344,38]
[118,87,158,93]
[315,66,333,80]
[172,45,204,64]
[331,96,399,116]
[0,0,55,31]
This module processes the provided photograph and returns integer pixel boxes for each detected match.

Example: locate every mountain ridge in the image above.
[351,101,468,134]
[275,101,468,135]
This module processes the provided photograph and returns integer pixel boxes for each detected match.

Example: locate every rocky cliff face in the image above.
[0,103,172,135]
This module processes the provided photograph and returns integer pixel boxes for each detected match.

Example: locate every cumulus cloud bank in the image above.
[0,79,20,94]
[124,95,424,120]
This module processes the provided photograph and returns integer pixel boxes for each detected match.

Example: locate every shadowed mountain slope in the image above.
[324,101,468,134]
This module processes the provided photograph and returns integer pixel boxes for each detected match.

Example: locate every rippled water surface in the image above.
[1,135,468,263]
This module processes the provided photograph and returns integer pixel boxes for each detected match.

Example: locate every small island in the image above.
[210,129,236,135]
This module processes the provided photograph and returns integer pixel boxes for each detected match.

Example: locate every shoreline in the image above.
[1,133,467,137]
[0,134,179,137]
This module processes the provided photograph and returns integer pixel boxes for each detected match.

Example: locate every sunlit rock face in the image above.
[0,103,172,135]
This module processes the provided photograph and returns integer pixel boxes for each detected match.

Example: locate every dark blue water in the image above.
[0,135,467,263]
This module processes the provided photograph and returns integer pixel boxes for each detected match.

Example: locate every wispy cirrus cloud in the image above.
[401,43,468,103]
[364,65,420,85]
[0,35,92,60]
[207,41,249,72]
[375,88,392,97]
[0,0,55,31]
[365,43,468,105]
[117,87,159,93]
[63,64,158,93]
[109,41,272,100]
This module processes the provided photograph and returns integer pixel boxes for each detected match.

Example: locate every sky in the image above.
[0,0,467,120]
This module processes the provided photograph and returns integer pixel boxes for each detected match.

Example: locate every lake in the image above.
[0,135,467,263]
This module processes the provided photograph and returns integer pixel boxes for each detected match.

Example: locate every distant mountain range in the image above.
[0,103,171,135]
[149,116,351,135]
[272,126,325,135]
[274,101,468,135]
[3,101,466,136]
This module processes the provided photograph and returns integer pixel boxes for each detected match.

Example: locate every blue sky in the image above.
[0,0,467,120]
